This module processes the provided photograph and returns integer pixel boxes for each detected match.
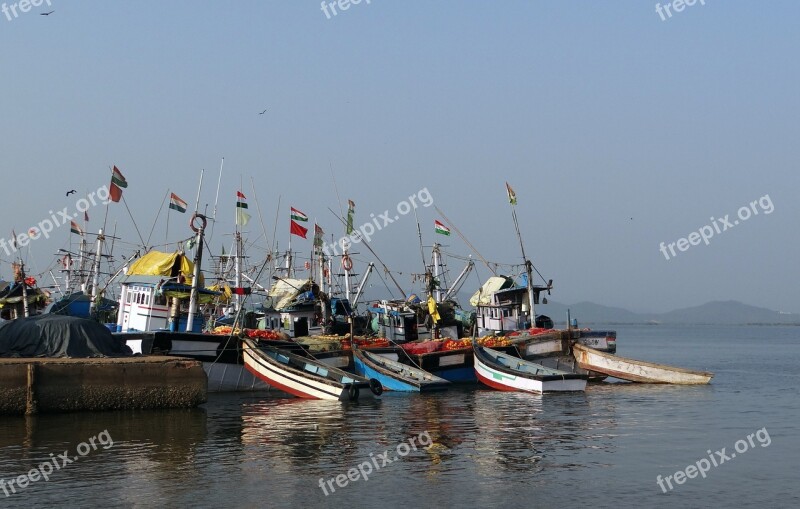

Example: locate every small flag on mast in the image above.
[109,166,128,203]
[236,191,251,226]
[346,199,355,235]
[169,193,188,213]
[505,182,517,205]
[290,220,308,239]
[290,207,308,222]
[314,223,324,248]
[70,221,84,236]
[434,220,451,236]
[84,210,89,222]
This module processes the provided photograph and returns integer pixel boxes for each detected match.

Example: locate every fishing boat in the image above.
[352,347,450,392]
[242,337,383,401]
[571,343,713,384]
[473,345,588,393]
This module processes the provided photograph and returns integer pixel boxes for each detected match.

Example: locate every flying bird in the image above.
[66,189,76,196]
[258,108,268,115]
[40,10,54,15]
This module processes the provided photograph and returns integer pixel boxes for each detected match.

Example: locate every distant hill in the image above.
[517,299,800,325]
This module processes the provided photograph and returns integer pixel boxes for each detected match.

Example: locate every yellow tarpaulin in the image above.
[127,251,202,286]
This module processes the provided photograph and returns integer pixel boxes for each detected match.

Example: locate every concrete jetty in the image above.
[0,356,207,415]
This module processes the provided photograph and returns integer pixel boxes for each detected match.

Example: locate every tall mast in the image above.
[89,229,104,315]
[506,182,536,325]
[432,243,442,302]
[234,231,242,312]
[186,217,205,332]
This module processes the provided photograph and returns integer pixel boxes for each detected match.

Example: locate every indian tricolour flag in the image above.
[290,207,308,222]
[70,221,84,236]
[434,220,450,236]
[169,193,187,213]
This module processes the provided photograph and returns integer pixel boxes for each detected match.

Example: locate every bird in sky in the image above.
[66,190,76,196]
[258,109,268,115]
[40,10,54,15]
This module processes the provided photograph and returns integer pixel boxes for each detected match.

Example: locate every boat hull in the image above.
[353,349,450,392]
[571,343,713,384]
[474,346,587,393]
[242,339,376,401]
[577,330,617,353]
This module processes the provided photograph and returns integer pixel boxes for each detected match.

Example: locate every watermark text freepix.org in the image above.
[1,430,114,497]
[319,430,432,496]
[0,185,112,257]
[320,0,370,20]
[659,194,773,261]
[322,187,433,257]
[657,427,770,493]
[2,0,52,22]
[655,0,705,21]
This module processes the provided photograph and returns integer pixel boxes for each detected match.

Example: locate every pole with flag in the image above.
[289,207,308,277]
[236,191,251,227]
[506,182,536,326]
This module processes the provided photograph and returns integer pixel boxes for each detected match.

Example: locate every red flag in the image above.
[109,166,128,203]
[290,220,308,239]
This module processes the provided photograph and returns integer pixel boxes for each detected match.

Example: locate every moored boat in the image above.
[352,347,450,392]
[571,343,713,384]
[473,345,588,393]
[242,337,383,401]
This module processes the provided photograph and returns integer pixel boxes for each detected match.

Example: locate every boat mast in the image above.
[187,217,205,332]
[17,259,30,318]
[234,231,242,312]
[432,243,443,302]
[506,183,536,326]
[89,229,104,315]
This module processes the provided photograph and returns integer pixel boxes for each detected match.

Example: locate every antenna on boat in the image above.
[271,194,281,276]
[194,169,204,216]
[209,157,224,243]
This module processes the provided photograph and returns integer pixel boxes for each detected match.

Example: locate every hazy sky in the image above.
[1,1,797,314]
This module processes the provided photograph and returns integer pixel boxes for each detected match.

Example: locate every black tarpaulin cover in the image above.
[0,314,133,358]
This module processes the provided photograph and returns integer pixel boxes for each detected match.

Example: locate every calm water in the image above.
[1,325,798,508]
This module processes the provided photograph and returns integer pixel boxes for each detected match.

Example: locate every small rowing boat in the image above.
[242,338,383,401]
[571,343,713,384]
[353,347,450,392]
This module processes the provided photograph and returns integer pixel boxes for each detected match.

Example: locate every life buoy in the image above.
[304,261,311,270]
[347,383,360,401]
[323,268,329,278]
[341,255,353,271]
[369,378,383,396]
[189,213,207,233]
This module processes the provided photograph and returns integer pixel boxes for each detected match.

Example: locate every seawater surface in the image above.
[1,325,798,508]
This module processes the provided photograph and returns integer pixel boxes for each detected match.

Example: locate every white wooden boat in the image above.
[571,343,713,384]
[242,338,382,401]
[473,345,588,393]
